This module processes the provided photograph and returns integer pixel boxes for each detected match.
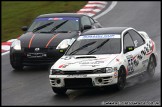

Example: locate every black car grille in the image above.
[64,78,93,88]
[63,70,94,75]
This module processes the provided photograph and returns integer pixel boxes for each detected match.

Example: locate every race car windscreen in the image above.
[66,34,121,55]
[27,17,79,33]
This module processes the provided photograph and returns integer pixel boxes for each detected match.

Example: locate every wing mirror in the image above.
[83,25,92,31]
[56,38,75,54]
[125,46,135,53]
[21,26,28,31]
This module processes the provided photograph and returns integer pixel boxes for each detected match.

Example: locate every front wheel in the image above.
[146,56,155,78]
[114,67,126,90]
[10,54,23,70]
[52,87,67,95]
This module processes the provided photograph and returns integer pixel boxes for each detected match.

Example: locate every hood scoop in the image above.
[75,56,96,59]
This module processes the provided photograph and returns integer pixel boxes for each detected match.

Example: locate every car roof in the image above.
[81,27,130,35]
[37,13,87,18]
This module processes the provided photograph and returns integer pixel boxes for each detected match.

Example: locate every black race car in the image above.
[10,13,102,70]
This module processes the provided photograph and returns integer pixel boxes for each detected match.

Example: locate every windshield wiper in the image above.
[32,22,54,33]
[87,39,110,55]
[69,41,96,55]
[50,20,68,33]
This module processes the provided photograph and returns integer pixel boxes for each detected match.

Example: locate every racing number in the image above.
[127,56,134,75]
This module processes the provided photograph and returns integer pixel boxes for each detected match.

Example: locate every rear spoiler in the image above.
[138,31,149,39]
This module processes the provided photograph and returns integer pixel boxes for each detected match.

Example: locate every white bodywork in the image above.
[49,28,158,88]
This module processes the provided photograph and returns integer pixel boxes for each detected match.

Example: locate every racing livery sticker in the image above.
[78,34,121,40]
[126,55,134,75]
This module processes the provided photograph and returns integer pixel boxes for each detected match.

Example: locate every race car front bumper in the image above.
[49,72,118,89]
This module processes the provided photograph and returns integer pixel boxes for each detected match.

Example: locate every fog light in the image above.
[98,78,103,83]
[56,79,61,84]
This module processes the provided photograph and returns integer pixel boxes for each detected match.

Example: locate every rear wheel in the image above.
[146,56,155,78]
[52,87,67,95]
[115,67,126,90]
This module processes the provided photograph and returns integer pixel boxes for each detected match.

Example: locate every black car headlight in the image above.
[11,40,21,50]
[50,69,64,75]
[93,67,113,73]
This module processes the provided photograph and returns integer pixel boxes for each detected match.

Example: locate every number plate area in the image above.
[27,53,47,58]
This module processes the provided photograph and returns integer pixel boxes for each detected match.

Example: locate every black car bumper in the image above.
[10,47,63,66]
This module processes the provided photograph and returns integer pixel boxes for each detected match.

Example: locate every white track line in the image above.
[1,1,117,56]
[93,1,117,19]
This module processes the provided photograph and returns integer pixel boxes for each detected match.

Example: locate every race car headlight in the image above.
[50,69,64,75]
[105,67,113,73]
[11,40,21,50]
[59,43,69,49]
[93,67,113,73]
[56,39,69,50]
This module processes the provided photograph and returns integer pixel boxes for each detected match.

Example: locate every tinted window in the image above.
[128,30,145,47]
[124,32,134,51]
[81,16,91,27]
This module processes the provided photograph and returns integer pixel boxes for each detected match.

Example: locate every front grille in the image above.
[63,70,94,75]
[64,78,93,88]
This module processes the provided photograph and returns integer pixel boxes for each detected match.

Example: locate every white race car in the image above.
[49,27,158,95]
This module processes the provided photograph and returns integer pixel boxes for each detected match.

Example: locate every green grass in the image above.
[2,1,87,42]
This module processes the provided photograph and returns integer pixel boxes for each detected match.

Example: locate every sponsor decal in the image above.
[78,34,120,40]
[145,40,154,55]
[133,59,139,67]
[62,57,109,66]
[79,60,104,65]
[141,40,154,56]
[35,17,79,21]
[114,72,118,78]
[126,55,134,75]
[58,64,68,68]
[137,54,143,60]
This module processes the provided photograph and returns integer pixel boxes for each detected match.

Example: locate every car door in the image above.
[128,29,147,73]
[123,32,137,76]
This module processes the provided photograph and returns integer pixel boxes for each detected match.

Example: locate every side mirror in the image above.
[21,26,28,31]
[125,46,134,53]
[83,25,92,31]
[56,38,75,54]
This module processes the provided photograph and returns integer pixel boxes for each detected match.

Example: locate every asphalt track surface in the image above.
[2,1,161,105]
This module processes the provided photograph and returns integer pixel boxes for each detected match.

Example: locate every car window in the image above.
[128,30,145,47]
[81,16,91,27]
[123,32,135,52]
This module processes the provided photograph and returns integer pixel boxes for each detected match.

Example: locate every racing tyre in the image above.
[52,87,67,95]
[146,55,155,78]
[10,61,23,70]
[115,67,126,90]
[10,55,23,70]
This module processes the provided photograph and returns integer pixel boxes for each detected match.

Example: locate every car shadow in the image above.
[52,85,119,104]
